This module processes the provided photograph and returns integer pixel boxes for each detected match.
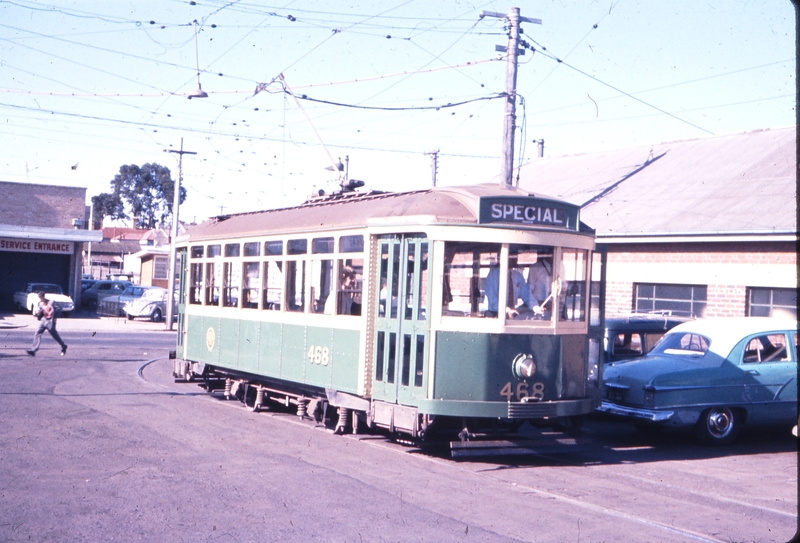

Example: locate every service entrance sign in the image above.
[0,238,74,254]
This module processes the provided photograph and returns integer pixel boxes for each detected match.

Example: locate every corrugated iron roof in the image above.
[514,127,796,238]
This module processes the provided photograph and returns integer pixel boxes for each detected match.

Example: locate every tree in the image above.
[92,163,187,229]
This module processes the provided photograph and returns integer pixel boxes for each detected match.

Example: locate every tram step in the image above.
[449,437,591,458]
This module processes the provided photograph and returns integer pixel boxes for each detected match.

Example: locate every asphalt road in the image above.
[0,313,796,542]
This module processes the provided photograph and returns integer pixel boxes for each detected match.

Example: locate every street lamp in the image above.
[188,20,208,99]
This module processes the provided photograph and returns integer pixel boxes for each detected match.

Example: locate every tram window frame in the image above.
[558,248,589,324]
[285,259,306,312]
[189,262,203,305]
[287,239,307,255]
[311,258,334,313]
[243,242,260,257]
[442,242,499,318]
[205,261,220,306]
[190,246,204,258]
[265,241,283,256]
[222,260,241,308]
[263,260,284,311]
[207,244,221,258]
[242,261,260,309]
[325,257,364,316]
[340,235,364,253]
[312,237,334,254]
[224,243,240,258]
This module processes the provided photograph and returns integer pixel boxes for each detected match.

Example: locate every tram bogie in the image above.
[173,184,605,452]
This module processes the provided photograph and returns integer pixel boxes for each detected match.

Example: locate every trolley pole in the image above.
[165,139,196,331]
[483,8,541,186]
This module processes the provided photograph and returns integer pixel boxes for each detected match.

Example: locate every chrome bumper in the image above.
[597,401,674,422]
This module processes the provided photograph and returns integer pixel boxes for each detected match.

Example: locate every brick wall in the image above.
[0,181,87,229]
[603,241,795,318]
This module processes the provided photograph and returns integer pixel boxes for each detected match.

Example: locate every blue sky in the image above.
[0,0,795,223]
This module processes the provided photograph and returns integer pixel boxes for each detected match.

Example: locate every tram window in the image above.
[559,249,587,322]
[415,243,429,320]
[311,259,333,313]
[205,262,220,305]
[312,237,334,254]
[442,242,499,317]
[207,244,221,258]
[325,259,362,316]
[242,262,259,309]
[190,246,204,258]
[243,242,260,257]
[286,260,306,312]
[263,261,283,310]
[511,244,554,321]
[222,261,241,307]
[340,235,364,253]
[189,263,203,305]
[265,241,283,256]
[224,243,240,257]
[288,239,307,255]
[590,251,603,327]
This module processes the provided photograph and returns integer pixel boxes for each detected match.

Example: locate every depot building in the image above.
[0,181,101,310]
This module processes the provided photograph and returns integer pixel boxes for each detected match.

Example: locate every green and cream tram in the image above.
[173,183,605,444]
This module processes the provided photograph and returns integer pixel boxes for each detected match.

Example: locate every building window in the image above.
[748,287,797,318]
[634,283,706,318]
[153,256,169,280]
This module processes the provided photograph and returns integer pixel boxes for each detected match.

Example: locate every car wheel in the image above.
[127,314,134,320]
[695,406,740,445]
[152,308,162,322]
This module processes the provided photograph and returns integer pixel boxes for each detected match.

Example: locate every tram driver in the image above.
[484,252,534,319]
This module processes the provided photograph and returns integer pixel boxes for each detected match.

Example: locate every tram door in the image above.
[372,235,430,405]
[176,249,187,357]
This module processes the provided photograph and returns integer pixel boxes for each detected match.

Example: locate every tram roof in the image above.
[181,184,585,242]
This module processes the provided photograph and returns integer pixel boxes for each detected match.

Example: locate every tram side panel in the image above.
[186,312,361,396]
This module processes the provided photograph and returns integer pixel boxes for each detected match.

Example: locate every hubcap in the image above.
[707,408,733,438]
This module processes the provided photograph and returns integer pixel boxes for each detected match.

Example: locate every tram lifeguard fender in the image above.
[326,388,370,412]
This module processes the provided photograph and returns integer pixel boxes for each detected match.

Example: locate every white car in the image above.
[14,283,75,316]
[123,287,175,322]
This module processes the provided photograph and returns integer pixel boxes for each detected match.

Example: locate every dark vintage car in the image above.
[604,312,692,364]
[81,280,132,310]
[598,317,797,445]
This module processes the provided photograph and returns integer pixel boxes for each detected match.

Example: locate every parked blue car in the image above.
[598,317,797,445]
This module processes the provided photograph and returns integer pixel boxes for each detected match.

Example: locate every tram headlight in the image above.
[512,353,536,379]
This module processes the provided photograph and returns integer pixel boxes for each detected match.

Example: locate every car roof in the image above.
[666,317,798,357]
[606,313,691,330]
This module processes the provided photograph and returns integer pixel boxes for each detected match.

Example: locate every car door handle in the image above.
[747,369,760,375]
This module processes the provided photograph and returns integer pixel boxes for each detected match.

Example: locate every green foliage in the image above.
[92,163,187,229]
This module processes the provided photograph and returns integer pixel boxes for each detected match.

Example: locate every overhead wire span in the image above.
[520,39,714,136]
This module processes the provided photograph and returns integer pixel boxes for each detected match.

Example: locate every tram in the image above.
[172,183,605,448]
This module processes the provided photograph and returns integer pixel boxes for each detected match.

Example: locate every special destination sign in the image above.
[478,196,579,230]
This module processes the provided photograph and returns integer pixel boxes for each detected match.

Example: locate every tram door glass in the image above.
[373,235,430,404]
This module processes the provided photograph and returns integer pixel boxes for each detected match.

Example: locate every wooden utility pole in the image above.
[164,139,196,331]
[483,8,541,186]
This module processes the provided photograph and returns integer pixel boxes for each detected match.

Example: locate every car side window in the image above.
[612,333,643,356]
[743,333,789,363]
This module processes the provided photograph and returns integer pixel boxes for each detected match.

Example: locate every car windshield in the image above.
[33,284,62,294]
[651,331,711,357]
